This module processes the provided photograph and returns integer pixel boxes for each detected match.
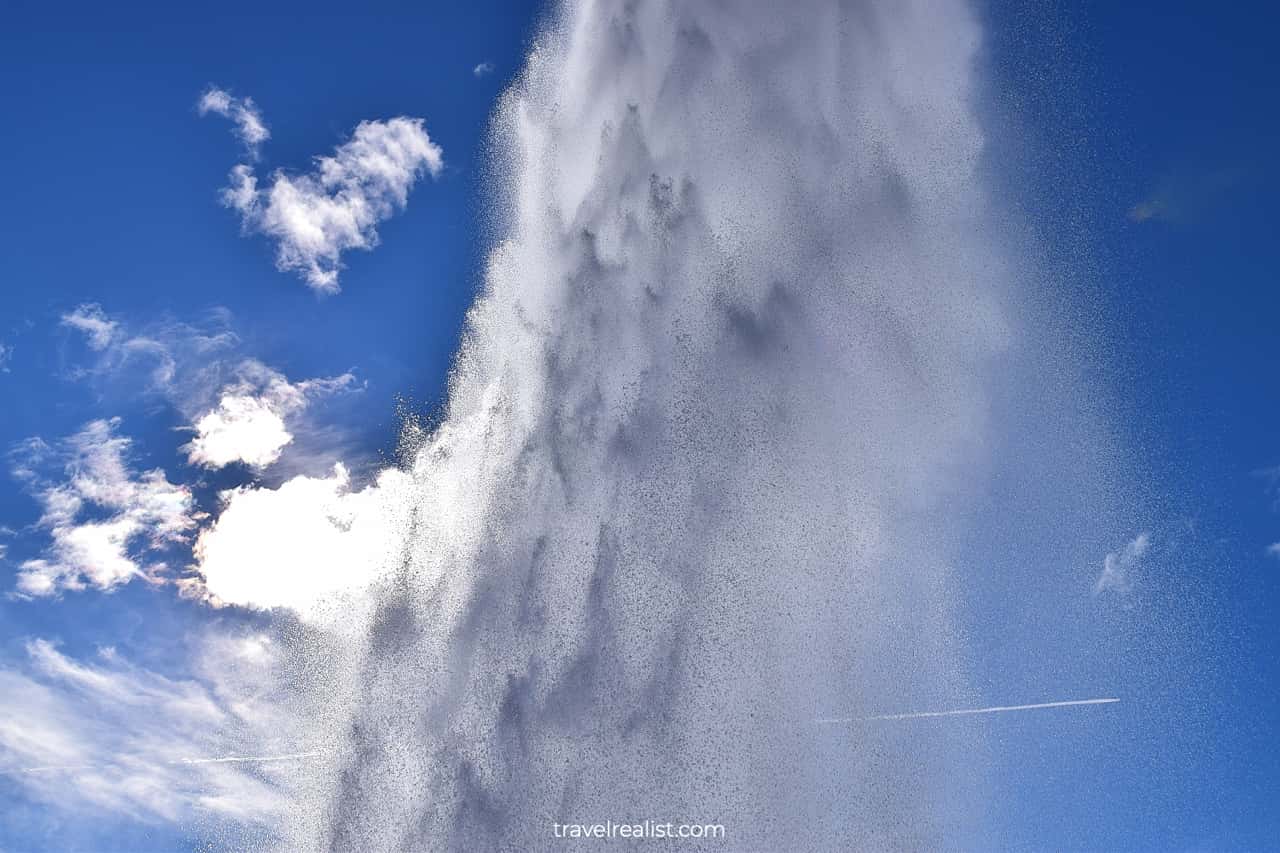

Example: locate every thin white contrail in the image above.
[169,750,325,766]
[10,750,324,775]
[816,697,1119,724]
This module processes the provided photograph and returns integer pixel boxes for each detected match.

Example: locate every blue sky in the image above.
[1,0,1277,850]
[966,3,1279,847]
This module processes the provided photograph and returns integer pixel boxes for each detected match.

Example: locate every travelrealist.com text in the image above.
[552,820,726,840]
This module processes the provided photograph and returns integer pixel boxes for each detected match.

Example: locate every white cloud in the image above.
[473,61,494,77]
[12,419,194,597]
[187,395,291,470]
[221,117,443,293]
[183,360,356,470]
[0,340,11,372]
[198,86,269,158]
[0,634,305,828]
[1266,543,1280,559]
[190,463,413,615]
[61,304,119,351]
[1094,532,1151,595]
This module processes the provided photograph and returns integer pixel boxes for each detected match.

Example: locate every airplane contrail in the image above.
[169,750,325,766]
[9,750,325,775]
[816,697,1120,724]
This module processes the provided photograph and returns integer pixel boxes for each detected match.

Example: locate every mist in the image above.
[256,1,1143,848]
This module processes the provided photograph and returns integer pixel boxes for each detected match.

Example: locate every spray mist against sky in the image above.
[1,0,1277,850]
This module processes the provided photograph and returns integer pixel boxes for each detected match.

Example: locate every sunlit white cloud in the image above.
[219,116,443,293]
[189,463,412,615]
[10,419,194,597]
[187,396,291,469]
[183,360,356,470]
[1094,532,1151,595]
[198,86,269,158]
[473,61,494,77]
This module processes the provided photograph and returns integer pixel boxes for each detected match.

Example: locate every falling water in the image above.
[271,0,1126,849]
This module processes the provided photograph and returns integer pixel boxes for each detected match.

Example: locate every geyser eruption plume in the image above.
[270,0,1112,849]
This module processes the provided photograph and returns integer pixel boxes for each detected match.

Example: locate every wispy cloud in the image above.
[10,419,195,597]
[1252,465,1280,559]
[0,339,11,372]
[198,86,270,158]
[218,115,442,293]
[60,302,236,392]
[1094,531,1151,596]
[1127,198,1170,224]
[57,304,359,472]
[473,61,494,77]
[1128,165,1248,224]
[61,304,120,351]
[0,633,305,827]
